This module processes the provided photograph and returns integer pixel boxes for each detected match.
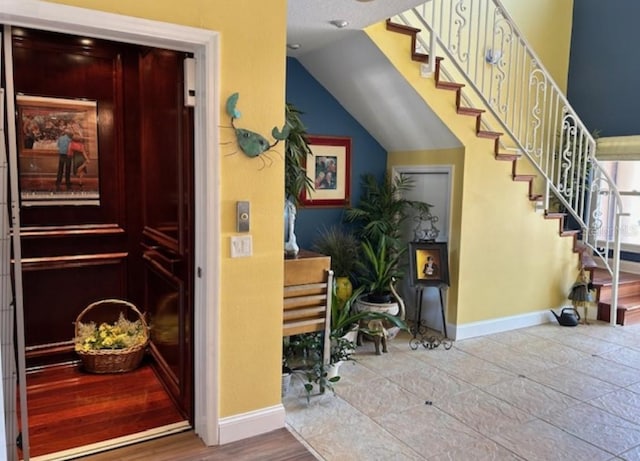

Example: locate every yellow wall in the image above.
[40,0,576,418]
[502,0,574,91]
[370,21,578,327]
[47,0,287,417]
[387,148,464,323]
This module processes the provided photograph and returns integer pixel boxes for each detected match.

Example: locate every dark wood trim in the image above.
[25,341,75,361]
[20,252,128,271]
[142,226,180,253]
[19,224,125,238]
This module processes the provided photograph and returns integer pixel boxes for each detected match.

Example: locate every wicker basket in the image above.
[74,299,149,374]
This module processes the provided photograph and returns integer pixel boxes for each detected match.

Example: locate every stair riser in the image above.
[597,303,640,326]
[597,283,640,301]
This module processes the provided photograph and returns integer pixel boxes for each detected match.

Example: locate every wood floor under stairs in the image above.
[592,268,640,325]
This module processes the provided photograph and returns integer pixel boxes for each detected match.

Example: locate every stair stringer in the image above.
[367,21,578,329]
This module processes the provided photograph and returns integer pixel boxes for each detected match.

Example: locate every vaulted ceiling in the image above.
[287,0,460,152]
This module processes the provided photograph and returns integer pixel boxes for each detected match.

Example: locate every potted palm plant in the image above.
[345,173,431,306]
[284,103,314,258]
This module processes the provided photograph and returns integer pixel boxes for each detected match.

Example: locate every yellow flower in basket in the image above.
[75,312,146,352]
[74,299,149,374]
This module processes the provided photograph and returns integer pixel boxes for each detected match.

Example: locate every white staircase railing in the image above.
[393,0,625,324]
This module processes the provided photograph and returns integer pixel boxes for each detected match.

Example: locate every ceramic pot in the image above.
[354,293,404,340]
[281,368,292,396]
[326,361,343,380]
[354,294,400,316]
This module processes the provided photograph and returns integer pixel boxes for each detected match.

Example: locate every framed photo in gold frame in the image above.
[409,241,449,287]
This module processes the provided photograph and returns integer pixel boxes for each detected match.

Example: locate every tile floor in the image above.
[283,321,640,460]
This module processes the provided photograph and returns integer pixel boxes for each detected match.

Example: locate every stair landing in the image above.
[593,268,640,325]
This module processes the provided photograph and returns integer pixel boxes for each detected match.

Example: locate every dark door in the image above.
[138,49,194,419]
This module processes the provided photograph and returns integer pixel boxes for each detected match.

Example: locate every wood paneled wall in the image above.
[11,28,143,366]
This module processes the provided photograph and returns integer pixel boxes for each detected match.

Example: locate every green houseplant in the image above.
[331,285,407,341]
[284,287,407,402]
[345,173,431,303]
[284,103,314,207]
[357,235,403,303]
[312,225,360,303]
[283,103,315,258]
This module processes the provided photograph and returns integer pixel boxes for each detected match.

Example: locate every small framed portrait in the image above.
[409,241,450,287]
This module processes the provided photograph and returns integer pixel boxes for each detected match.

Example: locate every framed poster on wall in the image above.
[16,94,100,206]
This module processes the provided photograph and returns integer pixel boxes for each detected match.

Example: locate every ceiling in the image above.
[286,0,460,152]
[286,0,428,58]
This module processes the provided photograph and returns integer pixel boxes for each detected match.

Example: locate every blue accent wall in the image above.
[568,0,640,136]
[286,57,387,250]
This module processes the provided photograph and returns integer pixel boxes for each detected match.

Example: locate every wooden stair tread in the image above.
[600,294,640,309]
[513,174,535,181]
[495,153,519,161]
[458,107,484,116]
[412,52,429,63]
[437,81,464,90]
[385,19,421,36]
[477,130,502,139]
[594,267,640,325]
[580,253,598,270]
[591,268,640,287]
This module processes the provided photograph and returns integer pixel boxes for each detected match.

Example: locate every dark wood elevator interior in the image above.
[8,27,195,457]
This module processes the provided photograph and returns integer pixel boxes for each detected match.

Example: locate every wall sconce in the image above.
[485,49,502,65]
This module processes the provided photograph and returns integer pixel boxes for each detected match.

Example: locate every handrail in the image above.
[393,0,625,325]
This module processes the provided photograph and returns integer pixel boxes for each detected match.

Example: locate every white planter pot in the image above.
[354,294,403,340]
[326,361,343,380]
[281,370,292,396]
[342,327,358,344]
[354,295,400,316]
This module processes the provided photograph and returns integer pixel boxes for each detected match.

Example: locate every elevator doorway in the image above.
[7,26,195,458]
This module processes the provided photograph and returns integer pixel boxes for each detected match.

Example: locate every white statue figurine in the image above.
[284,199,299,257]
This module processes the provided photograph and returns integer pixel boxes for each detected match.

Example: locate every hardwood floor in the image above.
[19,360,186,458]
[18,361,316,460]
[77,428,317,461]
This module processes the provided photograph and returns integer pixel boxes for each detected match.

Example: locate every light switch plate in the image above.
[230,235,252,258]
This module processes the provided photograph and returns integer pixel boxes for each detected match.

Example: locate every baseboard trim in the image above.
[452,309,554,340]
[218,404,285,445]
